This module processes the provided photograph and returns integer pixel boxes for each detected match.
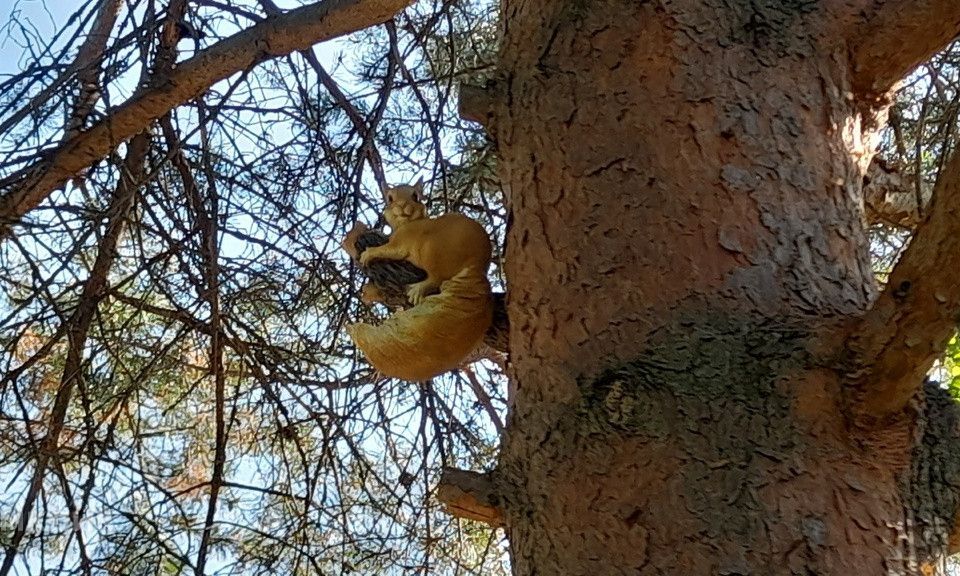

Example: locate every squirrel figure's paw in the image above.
[341,222,369,261]
[358,250,373,267]
[406,281,434,305]
[360,284,384,305]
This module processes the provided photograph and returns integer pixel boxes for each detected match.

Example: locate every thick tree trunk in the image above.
[492,1,960,573]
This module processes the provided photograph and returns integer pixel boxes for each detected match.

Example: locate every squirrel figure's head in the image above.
[383,179,427,228]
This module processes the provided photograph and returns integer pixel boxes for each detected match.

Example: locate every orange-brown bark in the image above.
[490,0,960,573]
[850,0,960,102]
[849,148,960,421]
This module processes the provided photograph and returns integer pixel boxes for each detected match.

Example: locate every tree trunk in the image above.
[492,1,960,573]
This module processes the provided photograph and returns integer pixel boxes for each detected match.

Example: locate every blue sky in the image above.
[0,0,66,75]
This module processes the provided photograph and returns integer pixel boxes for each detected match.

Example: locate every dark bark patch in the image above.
[904,381,960,562]
[576,318,811,539]
[726,0,818,57]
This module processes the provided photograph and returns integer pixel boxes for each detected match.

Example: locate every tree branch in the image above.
[847,147,960,421]
[435,468,503,527]
[0,130,151,576]
[64,0,123,141]
[850,1,960,102]
[0,0,122,139]
[302,48,387,189]
[864,157,929,229]
[0,0,412,236]
[458,80,498,131]
[260,0,389,189]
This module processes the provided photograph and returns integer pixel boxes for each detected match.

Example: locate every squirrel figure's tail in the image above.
[346,267,493,381]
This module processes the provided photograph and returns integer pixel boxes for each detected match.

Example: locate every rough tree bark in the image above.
[480,0,960,574]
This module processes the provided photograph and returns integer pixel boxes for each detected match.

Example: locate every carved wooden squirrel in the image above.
[345,181,494,380]
[342,224,509,352]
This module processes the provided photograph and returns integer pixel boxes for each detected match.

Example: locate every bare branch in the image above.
[152,0,231,560]
[0,130,151,576]
[847,147,960,421]
[864,157,929,228]
[64,0,123,141]
[461,367,505,437]
[182,114,228,576]
[0,0,413,235]
[302,48,387,189]
[261,0,388,187]
[850,2,960,102]
[0,1,508,569]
